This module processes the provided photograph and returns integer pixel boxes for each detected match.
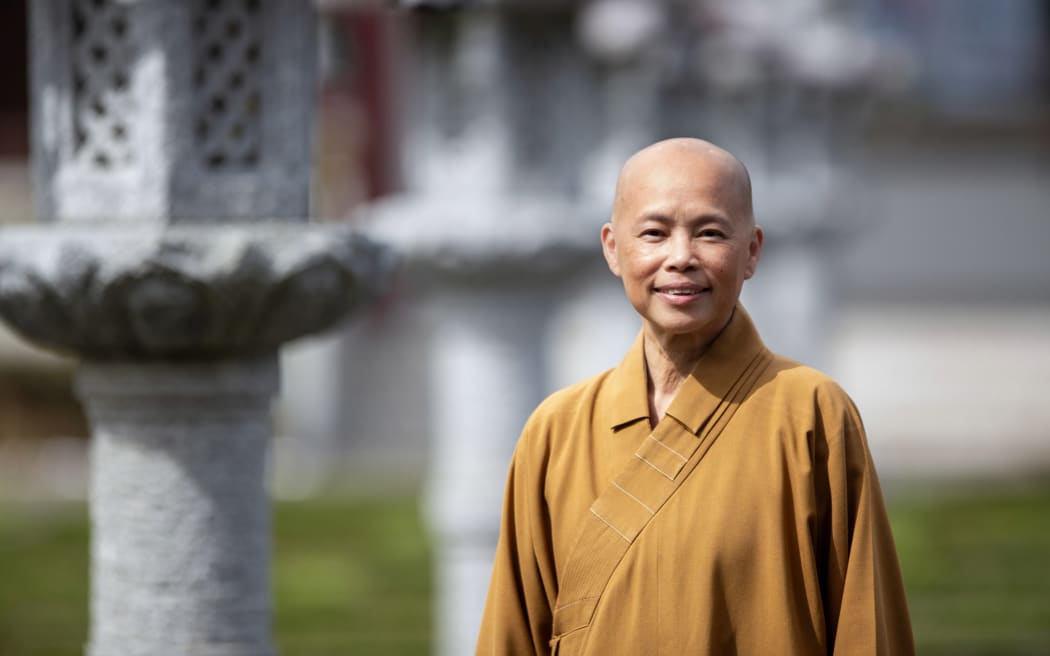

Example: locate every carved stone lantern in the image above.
[0,2,388,655]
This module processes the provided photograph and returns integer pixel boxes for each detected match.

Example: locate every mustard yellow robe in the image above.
[477,307,913,655]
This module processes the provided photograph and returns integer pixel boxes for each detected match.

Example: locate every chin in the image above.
[648,307,732,340]
[647,317,714,339]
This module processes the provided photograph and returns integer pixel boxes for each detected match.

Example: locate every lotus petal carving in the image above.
[0,224,390,359]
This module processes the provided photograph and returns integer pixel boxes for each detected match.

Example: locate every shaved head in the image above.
[612,138,754,226]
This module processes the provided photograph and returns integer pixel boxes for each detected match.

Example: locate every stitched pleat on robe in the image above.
[476,306,914,656]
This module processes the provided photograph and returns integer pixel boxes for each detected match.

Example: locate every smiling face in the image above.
[601,139,763,352]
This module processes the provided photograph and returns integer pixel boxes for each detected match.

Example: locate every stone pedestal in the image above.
[80,358,278,656]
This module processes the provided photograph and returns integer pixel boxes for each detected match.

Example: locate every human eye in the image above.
[698,227,727,239]
[639,226,666,240]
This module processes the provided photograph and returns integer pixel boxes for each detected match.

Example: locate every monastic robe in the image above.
[476,306,913,655]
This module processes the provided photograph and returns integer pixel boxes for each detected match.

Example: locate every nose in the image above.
[666,232,697,271]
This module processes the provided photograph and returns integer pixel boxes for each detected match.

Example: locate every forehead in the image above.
[617,149,747,219]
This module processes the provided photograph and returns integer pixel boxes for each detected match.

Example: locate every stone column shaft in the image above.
[78,357,279,656]
[422,286,549,655]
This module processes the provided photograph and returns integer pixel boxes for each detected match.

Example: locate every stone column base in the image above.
[77,356,279,656]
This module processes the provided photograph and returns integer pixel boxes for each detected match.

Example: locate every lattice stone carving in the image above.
[72,0,136,170]
[192,0,264,170]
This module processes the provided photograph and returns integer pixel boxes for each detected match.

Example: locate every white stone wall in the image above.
[832,305,1050,479]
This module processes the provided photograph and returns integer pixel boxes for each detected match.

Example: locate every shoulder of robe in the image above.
[760,353,861,423]
[752,357,869,469]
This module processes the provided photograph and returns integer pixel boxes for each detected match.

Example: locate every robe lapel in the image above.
[551,306,774,641]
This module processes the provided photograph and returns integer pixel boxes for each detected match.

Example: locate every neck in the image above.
[642,312,734,426]
[644,332,702,406]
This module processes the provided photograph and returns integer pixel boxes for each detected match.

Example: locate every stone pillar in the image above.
[423,285,549,656]
[3,2,389,655]
[80,358,278,656]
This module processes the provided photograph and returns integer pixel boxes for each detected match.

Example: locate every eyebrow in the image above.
[637,211,732,226]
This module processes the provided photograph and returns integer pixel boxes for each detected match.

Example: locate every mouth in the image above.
[654,284,709,297]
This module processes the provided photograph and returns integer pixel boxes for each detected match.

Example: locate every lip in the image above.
[653,283,710,305]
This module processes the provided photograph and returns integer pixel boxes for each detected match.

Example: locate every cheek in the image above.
[704,246,748,280]
[701,252,731,277]
[622,245,663,272]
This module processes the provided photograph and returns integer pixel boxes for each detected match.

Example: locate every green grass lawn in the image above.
[0,497,432,656]
[889,480,1050,655]
[273,497,432,655]
[0,481,1047,655]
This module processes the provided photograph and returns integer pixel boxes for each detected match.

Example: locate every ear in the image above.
[744,225,764,280]
[600,222,621,277]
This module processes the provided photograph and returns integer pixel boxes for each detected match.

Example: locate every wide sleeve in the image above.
[815,384,915,656]
[475,421,557,656]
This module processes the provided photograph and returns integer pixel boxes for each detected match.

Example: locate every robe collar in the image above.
[602,304,768,435]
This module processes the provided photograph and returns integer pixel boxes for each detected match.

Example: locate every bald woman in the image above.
[476,139,913,655]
